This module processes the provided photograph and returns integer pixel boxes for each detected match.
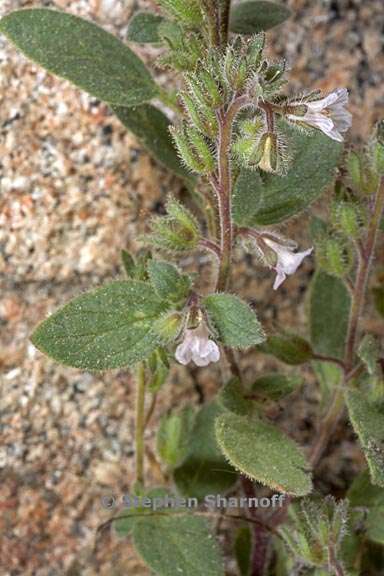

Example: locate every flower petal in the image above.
[205,340,220,363]
[273,268,287,290]
[175,340,193,365]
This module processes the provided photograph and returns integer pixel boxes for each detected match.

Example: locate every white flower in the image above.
[287,88,352,142]
[263,238,313,290]
[175,323,220,367]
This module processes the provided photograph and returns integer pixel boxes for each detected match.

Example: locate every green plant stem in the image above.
[345,177,384,371]
[329,540,346,576]
[241,477,272,576]
[312,353,345,371]
[135,363,147,487]
[201,0,220,46]
[310,176,384,467]
[220,0,232,46]
[214,95,248,291]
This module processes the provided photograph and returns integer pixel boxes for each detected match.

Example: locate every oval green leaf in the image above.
[230,1,291,34]
[309,271,351,360]
[31,281,168,370]
[133,514,225,576]
[203,293,265,349]
[215,412,312,496]
[346,390,384,488]
[127,11,165,44]
[0,9,157,106]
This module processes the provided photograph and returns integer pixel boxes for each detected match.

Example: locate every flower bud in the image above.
[146,198,201,253]
[371,120,384,175]
[153,311,184,343]
[331,201,362,238]
[256,133,279,173]
[324,238,353,278]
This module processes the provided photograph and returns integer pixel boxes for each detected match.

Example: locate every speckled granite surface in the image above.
[0,1,383,574]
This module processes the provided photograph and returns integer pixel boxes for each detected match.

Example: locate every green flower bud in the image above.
[371,120,384,174]
[346,151,362,188]
[170,125,206,173]
[186,126,216,173]
[146,198,201,253]
[157,0,202,27]
[324,237,353,278]
[331,200,362,238]
[246,32,265,68]
[153,311,184,343]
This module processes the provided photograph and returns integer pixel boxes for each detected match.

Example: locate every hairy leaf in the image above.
[147,260,191,303]
[232,169,263,226]
[230,1,291,34]
[0,9,157,106]
[157,406,195,468]
[358,335,380,376]
[251,373,303,400]
[348,469,384,545]
[127,11,165,43]
[258,333,314,365]
[217,378,252,416]
[174,403,237,500]
[346,390,384,487]
[31,281,168,370]
[215,412,312,495]
[133,514,225,576]
[310,271,351,360]
[233,129,341,226]
[112,104,192,181]
[203,294,265,348]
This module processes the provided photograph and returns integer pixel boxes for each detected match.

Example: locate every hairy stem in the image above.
[310,177,384,467]
[199,237,221,259]
[329,541,346,576]
[135,363,147,486]
[241,478,271,576]
[214,96,248,291]
[201,0,220,46]
[345,177,384,370]
[220,0,232,47]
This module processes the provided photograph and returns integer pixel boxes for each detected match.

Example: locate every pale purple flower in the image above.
[175,323,220,367]
[263,238,313,290]
[287,88,352,142]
